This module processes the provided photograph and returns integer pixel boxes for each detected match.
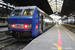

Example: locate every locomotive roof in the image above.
[15,6,45,13]
[15,6,37,9]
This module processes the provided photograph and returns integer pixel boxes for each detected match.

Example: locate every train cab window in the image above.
[23,9,33,16]
[11,9,22,16]
[37,12,40,17]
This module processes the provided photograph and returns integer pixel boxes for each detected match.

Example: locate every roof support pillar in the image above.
[67,18,68,24]
[74,17,75,25]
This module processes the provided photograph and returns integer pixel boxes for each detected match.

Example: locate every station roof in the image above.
[3,0,75,16]
[61,0,75,16]
[3,0,53,15]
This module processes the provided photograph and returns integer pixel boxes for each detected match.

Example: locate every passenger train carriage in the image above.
[0,17,8,26]
[6,6,54,41]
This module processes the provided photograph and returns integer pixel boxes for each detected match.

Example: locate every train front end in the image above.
[8,7,36,40]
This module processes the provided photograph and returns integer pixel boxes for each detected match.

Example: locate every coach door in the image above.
[39,13,43,33]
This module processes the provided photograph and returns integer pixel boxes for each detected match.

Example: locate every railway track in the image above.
[0,37,30,50]
[0,37,14,44]
[0,30,30,50]
[0,38,17,50]
[63,25,75,33]
[1,41,29,50]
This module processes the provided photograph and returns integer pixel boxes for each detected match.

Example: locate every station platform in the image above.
[22,25,75,50]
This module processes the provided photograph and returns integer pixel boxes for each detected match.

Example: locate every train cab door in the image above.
[39,13,43,34]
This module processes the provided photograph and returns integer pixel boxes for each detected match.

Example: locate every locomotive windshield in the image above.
[11,9,22,16]
[23,9,33,16]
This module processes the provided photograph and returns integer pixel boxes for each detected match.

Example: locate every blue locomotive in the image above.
[7,6,54,40]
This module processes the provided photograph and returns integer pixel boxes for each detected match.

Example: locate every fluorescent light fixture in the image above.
[0,2,7,5]
[3,6,6,8]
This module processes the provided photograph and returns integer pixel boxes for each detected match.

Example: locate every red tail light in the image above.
[11,24,15,28]
[24,24,28,29]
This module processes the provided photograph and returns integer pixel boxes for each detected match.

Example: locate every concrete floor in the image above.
[23,25,75,50]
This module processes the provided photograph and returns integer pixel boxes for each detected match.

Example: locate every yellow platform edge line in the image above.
[62,27,75,41]
[53,43,62,50]
[31,41,38,43]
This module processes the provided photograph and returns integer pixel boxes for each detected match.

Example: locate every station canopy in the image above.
[3,0,53,15]
[2,0,75,16]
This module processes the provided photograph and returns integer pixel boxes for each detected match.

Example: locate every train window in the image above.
[0,19,5,21]
[23,9,33,16]
[11,9,22,16]
[0,8,7,17]
[37,11,40,16]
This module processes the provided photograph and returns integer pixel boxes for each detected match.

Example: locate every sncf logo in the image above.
[35,24,38,29]
[17,25,21,28]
